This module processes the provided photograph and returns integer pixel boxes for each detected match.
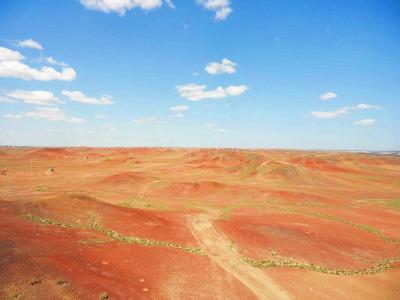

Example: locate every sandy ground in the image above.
[190,213,291,300]
[0,147,400,299]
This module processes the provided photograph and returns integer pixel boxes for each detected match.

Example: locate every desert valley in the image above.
[0,147,399,299]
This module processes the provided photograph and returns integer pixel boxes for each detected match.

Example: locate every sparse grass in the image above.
[56,279,67,286]
[305,211,400,243]
[22,212,205,256]
[228,240,236,251]
[30,279,41,286]
[389,199,400,210]
[361,198,400,211]
[243,254,400,276]
[35,185,47,192]
[221,205,239,220]
[119,196,169,211]
[13,212,400,276]
[267,205,400,243]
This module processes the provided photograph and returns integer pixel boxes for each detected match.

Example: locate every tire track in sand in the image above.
[190,214,291,300]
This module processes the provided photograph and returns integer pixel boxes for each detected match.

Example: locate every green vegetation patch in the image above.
[389,199,400,210]
[243,255,400,276]
[303,211,400,243]
[35,185,48,192]
[267,205,400,244]
[22,212,205,256]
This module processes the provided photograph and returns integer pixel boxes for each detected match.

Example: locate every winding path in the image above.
[189,214,291,300]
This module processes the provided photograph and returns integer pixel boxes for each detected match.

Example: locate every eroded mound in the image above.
[1,147,399,300]
[158,181,226,198]
[99,172,151,185]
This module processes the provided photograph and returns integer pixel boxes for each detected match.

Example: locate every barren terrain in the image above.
[0,147,399,299]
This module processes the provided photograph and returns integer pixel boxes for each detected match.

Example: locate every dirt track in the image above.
[190,214,292,300]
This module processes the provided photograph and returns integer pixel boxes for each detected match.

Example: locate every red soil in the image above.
[159,181,226,198]
[99,172,151,185]
[215,212,399,269]
[0,147,399,299]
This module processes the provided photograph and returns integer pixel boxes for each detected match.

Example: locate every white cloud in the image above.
[69,117,87,124]
[320,92,338,101]
[0,47,24,61]
[310,103,382,120]
[5,90,61,105]
[44,56,68,67]
[169,105,188,112]
[176,83,248,101]
[0,61,76,81]
[133,116,159,124]
[24,107,85,123]
[62,90,114,105]
[0,46,76,81]
[218,128,228,133]
[198,0,233,21]
[205,58,236,75]
[4,114,22,119]
[164,0,175,9]
[354,103,381,110]
[80,0,173,15]
[17,39,43,50]
[0,96,17,103]
[311,107,349,119]
[354,119,376,126]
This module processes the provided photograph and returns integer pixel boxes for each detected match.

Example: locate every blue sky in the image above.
[0,0,399,150]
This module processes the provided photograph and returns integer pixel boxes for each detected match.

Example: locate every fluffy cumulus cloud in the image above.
[62,90,114,105]
[0,47,24,61]
[24,107,85,123]
[0,46,76,81]
[205,58,236,75]
[197,0,232,21]
[80,0,174,15]
[319,92,338,101]
[5,90,61,105]
[176,83,248,101]
[18,39,43,50]
[354,119,376,126]
[169,105,188,112]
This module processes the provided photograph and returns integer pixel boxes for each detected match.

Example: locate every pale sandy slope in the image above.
[190,214,292,300]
